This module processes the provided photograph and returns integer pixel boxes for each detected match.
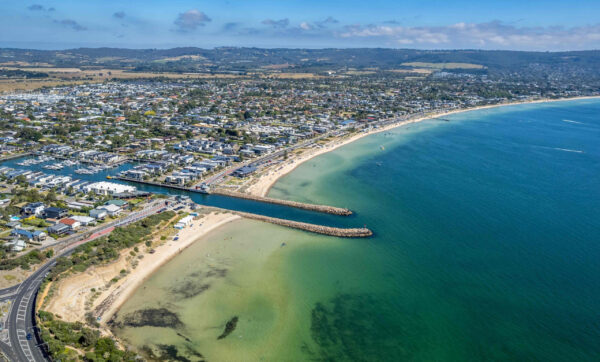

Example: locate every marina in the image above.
[0,155,369,232]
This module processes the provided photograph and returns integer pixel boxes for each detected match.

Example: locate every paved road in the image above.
[198,129,342,188]
[0,201,167,361]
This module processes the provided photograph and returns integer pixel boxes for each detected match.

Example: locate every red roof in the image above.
[59,218,78,226]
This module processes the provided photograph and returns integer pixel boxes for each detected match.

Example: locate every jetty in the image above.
[213,190,353,216]
[115,176,352,216]
[235,211,372,238]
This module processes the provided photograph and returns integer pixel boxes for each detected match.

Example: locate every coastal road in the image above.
[0,201,167,362]
[198,129,344,188]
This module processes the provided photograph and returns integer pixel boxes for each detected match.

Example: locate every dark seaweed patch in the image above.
[141,344,205,362]
[172,281,211,299]
[205,267,227,278]
[177,332,193,343]
[156,344,191,362]
[184,345,206,360]
[121,308,184,329]
[217,316,239,340]
[171,267,228,299]
[309,293,421,361]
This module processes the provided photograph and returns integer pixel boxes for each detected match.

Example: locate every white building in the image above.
[84,182,136,196]
[89,209,108,219]
[96,204,122,216]
[174,215,194,229]
[70,215,96,226]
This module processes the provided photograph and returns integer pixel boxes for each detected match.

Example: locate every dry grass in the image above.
[263,72,322,79]
[401,62,485,69]
[0,67,248,93]
[389,68,434,74]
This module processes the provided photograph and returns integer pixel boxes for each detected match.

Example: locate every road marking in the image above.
[16,329,35,361]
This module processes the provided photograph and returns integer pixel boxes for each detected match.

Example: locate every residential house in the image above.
[10,228,47,242]
[96,204,121,216]
[70,215,95,226]
[59,218,81,230]
[89,209,107,220]
[22,202,45,217]
[43,207,69,219]
[47,223,70,236]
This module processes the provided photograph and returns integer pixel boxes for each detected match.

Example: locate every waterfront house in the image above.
[233,165,257,177]
[84,182,136,196]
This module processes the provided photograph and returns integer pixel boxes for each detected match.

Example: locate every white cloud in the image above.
[338,21,600,50]
[174,9,211,32]
[299,22,312,31]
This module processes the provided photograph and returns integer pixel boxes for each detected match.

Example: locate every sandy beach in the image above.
[43,211,240,330]
[244,96,600,197]
[40,95,600,341]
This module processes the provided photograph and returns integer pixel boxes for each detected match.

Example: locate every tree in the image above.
[17,128,43,141]
[45,189,58,204]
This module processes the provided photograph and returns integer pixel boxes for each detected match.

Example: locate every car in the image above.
[174,236,179,241]
[26,333,32,340]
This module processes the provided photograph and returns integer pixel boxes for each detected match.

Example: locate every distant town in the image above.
[0,48,599,361]
[1,65,599,256]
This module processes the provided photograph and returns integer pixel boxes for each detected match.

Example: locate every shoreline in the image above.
[40,94,600,350]
[244,95,600,197]
[43,211,240,331]
[99,212,240,325]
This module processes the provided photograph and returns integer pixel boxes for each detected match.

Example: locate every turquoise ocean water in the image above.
[115,99,600,361]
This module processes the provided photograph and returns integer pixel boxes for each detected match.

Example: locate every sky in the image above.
[1,0,600,50]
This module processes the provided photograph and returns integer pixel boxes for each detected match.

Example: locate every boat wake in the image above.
[553,147,584,153]
[562,119,585,125]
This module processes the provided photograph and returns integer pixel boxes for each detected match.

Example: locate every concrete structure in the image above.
[84,181,136,196]
[174,215,194,229]
[96,204,121,216]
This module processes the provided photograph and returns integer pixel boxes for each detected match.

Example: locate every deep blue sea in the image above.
[266,99,600,361]
[32,99,600,361]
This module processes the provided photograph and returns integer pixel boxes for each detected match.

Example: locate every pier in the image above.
[234,211,372,238]
[213,190,353,216]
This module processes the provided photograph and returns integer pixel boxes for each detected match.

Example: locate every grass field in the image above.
[0,67,248,92]
[401,62,485,69]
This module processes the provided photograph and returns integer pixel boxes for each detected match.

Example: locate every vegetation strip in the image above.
[36,210,176,361]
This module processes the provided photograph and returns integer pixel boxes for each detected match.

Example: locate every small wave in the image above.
[553,148,584,153]
[562,119,584,124]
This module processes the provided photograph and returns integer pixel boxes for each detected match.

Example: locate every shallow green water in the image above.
[114,99,600,361]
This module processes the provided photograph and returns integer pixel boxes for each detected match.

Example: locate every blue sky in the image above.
[1,0,600,50]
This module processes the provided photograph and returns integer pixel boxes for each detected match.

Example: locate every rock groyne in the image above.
[235,211,372,238]
[214,190,353,216]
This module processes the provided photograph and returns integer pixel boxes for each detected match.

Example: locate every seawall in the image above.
[213,190,353,216]
[234,211,372,238]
